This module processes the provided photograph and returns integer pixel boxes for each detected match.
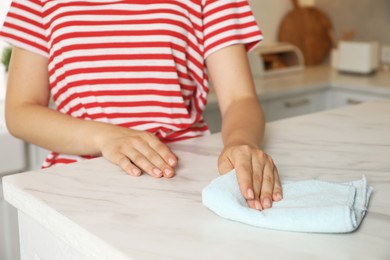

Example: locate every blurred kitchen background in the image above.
[0,0,390,259]
[250,0,390,45]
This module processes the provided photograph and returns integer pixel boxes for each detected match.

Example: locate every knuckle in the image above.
[240,144,252,153]
[130,136,145,146]
[147,152,164,165]
[118,158,131,171]
[273,187,282,193]
[236,164,252,174]
[142,131,155,140]
[258,151,268,161]
[253,173,263,183]
[131,153,145,163]
[155,142,169,153]
[118,143,131,153]
[266,155,274,164]
[263,174,274,185]
[232,144,251,155]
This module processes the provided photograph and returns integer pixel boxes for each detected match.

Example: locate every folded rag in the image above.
[202,170,373,233]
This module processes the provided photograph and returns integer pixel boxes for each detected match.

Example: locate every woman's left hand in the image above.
[218,144,283,210]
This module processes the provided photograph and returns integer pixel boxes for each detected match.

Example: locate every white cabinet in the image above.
[326,89,389,109]
[18,211,87,260]
[262,90,327,122]
[203,87,390,133]
[0,182,20,260]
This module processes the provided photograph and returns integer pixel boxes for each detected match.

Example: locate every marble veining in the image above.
[3,100,390,259]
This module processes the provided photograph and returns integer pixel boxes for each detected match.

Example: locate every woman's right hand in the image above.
[6,47,177,177]
[96,127,178,178]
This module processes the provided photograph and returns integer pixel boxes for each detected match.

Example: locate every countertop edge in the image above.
[2,168,131,260]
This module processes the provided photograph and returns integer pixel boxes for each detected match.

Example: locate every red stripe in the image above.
[48,41,173,64]
[44,1,202,29]
[205,20,258,41]
[0,32,48,54]
[49,29,202,61]
[12,0,43,18]
[61,100,187,115]
[205,32,261,55]
[48,16,197,41]
[50,65,178,89]
[86,112,191,120]
[6,12,46,39]
[52,78,181,101]
[204,1,248,18]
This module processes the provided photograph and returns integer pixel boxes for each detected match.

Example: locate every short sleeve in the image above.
[202,0,263,59]
[0,0,49,57]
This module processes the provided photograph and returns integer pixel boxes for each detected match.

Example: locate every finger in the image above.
[145,133,178,168]
[259,156,275,209]
[252,157,265,210]
[112,153,142,176]
[233,151,254,202]
[125,135,173,178]
[217,152,234,175]
[126,148,164,178]
[272,166,283,201]
[246,199,257,210]
[139,145,175,178]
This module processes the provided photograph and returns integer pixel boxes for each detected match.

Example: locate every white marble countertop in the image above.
[207,66,390,105]
[3,100,390,260]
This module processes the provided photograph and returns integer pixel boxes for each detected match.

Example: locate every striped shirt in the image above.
[0,0,263,168]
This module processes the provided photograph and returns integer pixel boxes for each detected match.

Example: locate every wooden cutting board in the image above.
[278,0,334,66]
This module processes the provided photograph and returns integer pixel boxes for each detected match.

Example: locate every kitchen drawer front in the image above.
[327,89,389,109]
[18,211,88,260]
[264,91,327,122]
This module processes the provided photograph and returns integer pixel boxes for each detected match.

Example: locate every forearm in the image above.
[221,96,265,148]
[6,102,115,156]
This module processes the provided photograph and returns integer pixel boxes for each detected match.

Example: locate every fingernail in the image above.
[255,200,263,210]
[247,189,254,200]
[168,158,176,166]
[164,168,173,177]
[153,168,162,177]
[263,198,272,209]
[132,168,141,176]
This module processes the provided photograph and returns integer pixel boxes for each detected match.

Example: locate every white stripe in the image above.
[48,47,187,71]
[204,15,255,36]
[3,17,47,46]
[87,106,188,115]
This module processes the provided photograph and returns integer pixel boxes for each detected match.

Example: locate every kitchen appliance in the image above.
[248,42,304,77]
[337,41,380,74]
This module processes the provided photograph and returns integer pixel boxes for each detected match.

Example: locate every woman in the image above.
[0,0,282,210]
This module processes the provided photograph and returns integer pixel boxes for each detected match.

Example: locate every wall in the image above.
[249,0,390,46]
[315,0,390,45]
[248,0,292,44]
[0,0,11,28]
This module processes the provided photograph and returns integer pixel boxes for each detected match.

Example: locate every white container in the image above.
[337,41,380,74]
